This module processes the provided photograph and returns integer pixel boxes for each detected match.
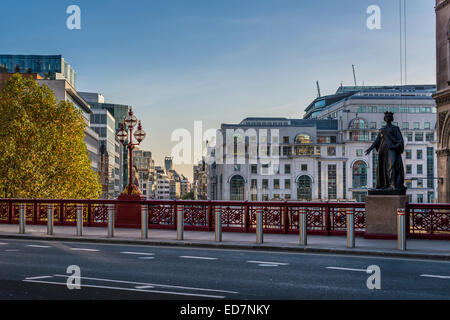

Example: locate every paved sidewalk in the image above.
[0,224,449,260]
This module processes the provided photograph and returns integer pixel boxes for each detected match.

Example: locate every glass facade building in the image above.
[0,55,76,88]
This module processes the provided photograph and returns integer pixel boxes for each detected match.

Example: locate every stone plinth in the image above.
[115,193,145,228]
[365,195,407,239]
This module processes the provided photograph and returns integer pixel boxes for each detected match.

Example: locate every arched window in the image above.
[352,161,368,188]
[297,175,312,201]
[295,133,312,144]
[349,118,369,141]
[229,175,245,200]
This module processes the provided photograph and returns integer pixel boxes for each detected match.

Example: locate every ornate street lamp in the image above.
[116,107,146,196]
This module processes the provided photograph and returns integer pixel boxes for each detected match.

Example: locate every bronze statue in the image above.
[365,112,407,194]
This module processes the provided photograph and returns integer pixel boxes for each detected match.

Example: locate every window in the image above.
[234,164,240,171]
[417,164,423,175]
[356,149,363,157]
[230,175,245,200]
[349,131,369,141]
[352,160,367,188]
[251,164,257,174]
[406,181,412,189]
[295,145,314,155]
[273,164,280,174]
[262,164,269,174]
[285,179,291,189]
[402,122,409,129]
[283,146,292,156]
[295,134,312,144]
[297,175,312,201]
[406,150,412,159]
[283,136,289,144]
[406,133,413,142]
[284,164,291,174]
[262,179,269,190]
[301,164,308,171]
[406,165,412,174]
[317,136,337,144]
[417,194,424,203]
[251,179,257,189]
[424,122,431,129]
[357,106,367,113]
[417,179,423,188]
[426,133,434,142]
[327,165,337,200]
[371,132,377,141]
[415,132,424,142]
[417,150,423,160]
[285,194,291,200]
[414,122,420,129]
[274,179,280,189]
[368,106,377,113]
[349,118,368,129]
[370,122,377,129]
[327,147,336,156]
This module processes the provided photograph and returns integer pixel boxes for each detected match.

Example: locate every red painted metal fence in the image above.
[0,199,449,239]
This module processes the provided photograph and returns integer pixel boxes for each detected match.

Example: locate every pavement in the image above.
[0,237,449,300]
[0,224,449,260]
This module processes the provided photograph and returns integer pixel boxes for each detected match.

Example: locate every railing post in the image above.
[346,207,355,248]
[141,204,148,239]
[60,203,64,225]
[107,204,115,238]
[76,204,83,236]
[299,207,307,246]
[47,203,54,235]
[33,201,37,225]
[397,208,406,251]
[208,201,213,231]
[256,205,263,244]
[19,203,25,234]
[88,203,92,227]
[325,203,331,235]
[173,203,178,230]
[283,202,289,234]
[8,201,12,224]
[177,204,184,240]
[215,205,222,242]
[244,202,250,232]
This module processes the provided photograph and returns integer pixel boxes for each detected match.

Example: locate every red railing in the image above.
[0,199,449,239]
[406,203,450,240]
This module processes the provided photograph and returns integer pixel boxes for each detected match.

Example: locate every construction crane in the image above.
[352,64,357,87]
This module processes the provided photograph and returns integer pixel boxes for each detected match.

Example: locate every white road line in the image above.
[421,274,450,279]
[5,249,19,252]
[23,279,226,299]
[70,248,99,252]
[138,257,154,260]
[25,275,53,280]
[326,267,367,272]
[180,256,218,260]
[121,251,154,256]
[27,245,51,248]
[53,274,238,294]
[247,261,288,266]
[257,264,279,267]
[0,242,8,245]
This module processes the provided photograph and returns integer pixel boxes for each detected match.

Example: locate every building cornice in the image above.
[432,87,450,104]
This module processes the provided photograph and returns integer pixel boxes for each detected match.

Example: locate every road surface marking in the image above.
[257,264,279,267]
[27,245,51,248]
[5,249,19,252]
[121,251,154,256]
[134,285,155,289]
[421,274,450,279]
[326,267,367,272]
[70,248,99,252]
[25,275,53,280]
[247,261,288,266]
[138,257,154,260]
[53,274,238,294]
[0,242,8,245]
[23,279,226,299]
[180,256,218,260]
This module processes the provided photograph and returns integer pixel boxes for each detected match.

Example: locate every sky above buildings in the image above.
[1,0,436,180]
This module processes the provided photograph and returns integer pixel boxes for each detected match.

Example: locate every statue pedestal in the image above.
[115,193,145,228]
[364,195,407,239]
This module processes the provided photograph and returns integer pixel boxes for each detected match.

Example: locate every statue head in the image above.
[384,111,394,124]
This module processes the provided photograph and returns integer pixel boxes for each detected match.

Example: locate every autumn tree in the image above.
[0,74,101,199]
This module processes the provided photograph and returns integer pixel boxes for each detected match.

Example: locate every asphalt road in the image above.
[0,238,449,300]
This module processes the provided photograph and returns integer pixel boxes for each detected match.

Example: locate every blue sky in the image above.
[1,0,436,179]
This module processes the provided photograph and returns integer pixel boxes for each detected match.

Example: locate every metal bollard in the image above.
[177,205,184,240]
[47,204,54,235]
[19,203,25,234]
[215,206,222,242]
[299,207,307,246]
[256,206,263,244]
[107,204,115,238]
[346,208,355,248]
[397,208,406,251]
[141,204,148,239]
[76,204,83,236]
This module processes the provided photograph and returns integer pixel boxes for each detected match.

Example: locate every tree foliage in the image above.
[0,74,101,199]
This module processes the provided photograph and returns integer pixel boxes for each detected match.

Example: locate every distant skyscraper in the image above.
[165,157,173,171]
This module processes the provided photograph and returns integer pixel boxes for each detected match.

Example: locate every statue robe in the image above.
[370,124,405,190]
